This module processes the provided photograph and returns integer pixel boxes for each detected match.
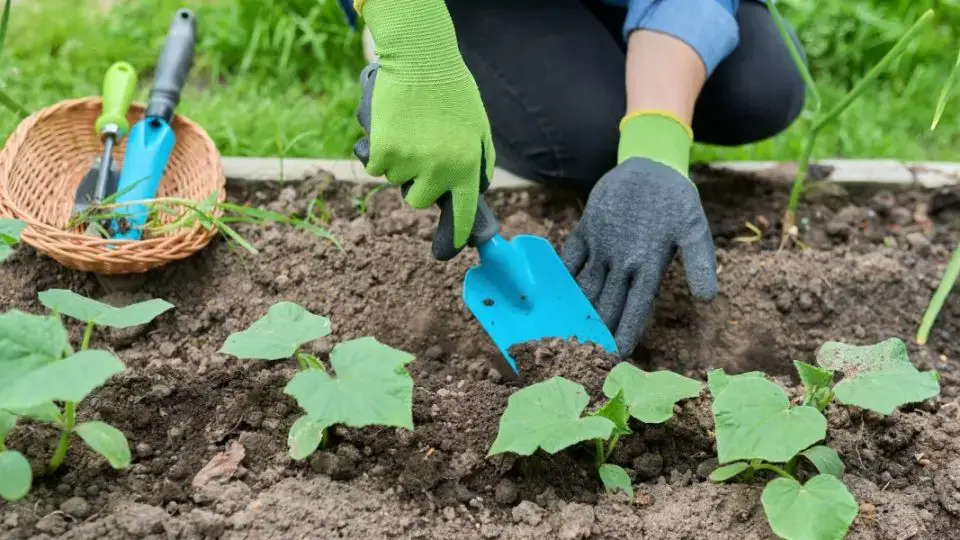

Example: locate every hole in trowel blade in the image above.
[482,298,494,307]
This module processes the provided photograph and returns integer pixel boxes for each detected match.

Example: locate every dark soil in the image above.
[1,167,960,539]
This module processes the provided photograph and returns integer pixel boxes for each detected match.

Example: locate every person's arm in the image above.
[617,0,741,169]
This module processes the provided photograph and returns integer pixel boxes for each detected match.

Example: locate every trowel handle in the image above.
[145,8,197,123]
[399,181,501,261]
[95,61,138,137]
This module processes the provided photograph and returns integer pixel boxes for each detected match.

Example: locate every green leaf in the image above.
[800,445,844,478]
[0,410,14,440]
[220,302,331,360]
[603,363,702,424]
[37,289,174,328]
[6,403,62,424]
[594,390,631,436]
[288,415,326,460]
[0,311,70,391]
[712,376,826,464]
[0,245,12,262]
[816,338,941,415]
[488,377,615,457]
[761,474,858,540]
[0,218,26,245]
[709,462,750,482]
[794,361,834,392]
[599,463,634,497]
[0,450,32,500]
[75,421,131,469]
[707,369,764,397]
[284,337,414,432]
[0,350,124,410]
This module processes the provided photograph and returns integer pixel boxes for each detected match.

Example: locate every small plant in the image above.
[0,217,26,262]
[488,363,702,497]
[0,289,173,501]
[218,301,416,460]
[708,338,940,540]
[768,6,935,247]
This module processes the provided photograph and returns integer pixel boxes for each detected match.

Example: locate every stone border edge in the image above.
[221,157,960,190]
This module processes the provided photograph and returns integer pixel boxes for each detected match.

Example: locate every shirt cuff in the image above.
[624,0,741,77]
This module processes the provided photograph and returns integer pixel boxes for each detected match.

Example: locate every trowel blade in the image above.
[463,234,618,377]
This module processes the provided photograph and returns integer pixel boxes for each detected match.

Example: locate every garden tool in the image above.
[74,61,138,218]
[430,191,619,377]
[109,8,196,240]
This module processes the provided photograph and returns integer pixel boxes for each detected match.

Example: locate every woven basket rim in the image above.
[0,96,227,273]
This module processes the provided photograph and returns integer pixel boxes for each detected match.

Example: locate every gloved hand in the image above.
[351,0,495,260]
[561,112,718,358]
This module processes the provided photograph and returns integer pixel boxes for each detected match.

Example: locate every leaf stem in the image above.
[48,402,75,473]
[81,321,95,351]
[594,439,605,468]
[604,434,621,462]
[753,463,795,480]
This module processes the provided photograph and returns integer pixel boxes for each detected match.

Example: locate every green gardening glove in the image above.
[352,0,495,259]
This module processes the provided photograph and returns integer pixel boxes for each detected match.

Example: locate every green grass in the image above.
[2,0,959,162]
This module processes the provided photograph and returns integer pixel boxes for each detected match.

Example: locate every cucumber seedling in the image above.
[708,338,940,540]
[218,301,416,460]
[0,218,26,263]
[0,289,173,501]
[488,363,702,497]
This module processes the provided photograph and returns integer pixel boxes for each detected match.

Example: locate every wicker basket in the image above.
[0,97,226,274]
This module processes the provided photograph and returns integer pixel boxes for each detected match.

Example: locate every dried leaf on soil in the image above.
[0,450,31,501]
[288,415,327,460]
[800,445,844,478]
[712,372,826,464]
[75,421,131,469]
[0,350,124,410]
[761,474,858,540]
[220,302,332,360]
[603,363,702,423]
[709,462,750,482]
[816,338,940,415]
[192,440,246,489]
[284,337,415,431]
[488,376,615,457]
[598,463,634,497]
[37,289,174,328]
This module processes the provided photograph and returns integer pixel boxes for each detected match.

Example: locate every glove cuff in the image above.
[358,0,469,85]
[617,110,693,178]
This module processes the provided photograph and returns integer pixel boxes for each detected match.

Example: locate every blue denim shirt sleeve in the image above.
[619,0,741,76]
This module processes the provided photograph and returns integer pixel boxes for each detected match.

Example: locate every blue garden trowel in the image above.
[109,8,197,240]
[428,191,619,377]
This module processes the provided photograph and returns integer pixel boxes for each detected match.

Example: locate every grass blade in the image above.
[931,47,960,130]
[917,247,960,345]
[815,9,936,131]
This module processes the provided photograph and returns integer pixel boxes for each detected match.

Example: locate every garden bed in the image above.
[2,166,960,539]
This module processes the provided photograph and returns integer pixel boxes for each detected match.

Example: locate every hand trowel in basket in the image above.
[74,61,138,227]
[427,193,619,376]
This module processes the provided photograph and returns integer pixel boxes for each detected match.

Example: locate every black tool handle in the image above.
[421,188,500,261]
[145,9,197,123]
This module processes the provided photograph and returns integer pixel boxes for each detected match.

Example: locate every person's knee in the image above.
[693,1,807,146]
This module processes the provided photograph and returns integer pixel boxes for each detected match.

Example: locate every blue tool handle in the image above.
[145,9,196,123]
[109,120,177,240]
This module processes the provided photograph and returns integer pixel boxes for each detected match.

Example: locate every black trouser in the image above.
[444,0,806,191]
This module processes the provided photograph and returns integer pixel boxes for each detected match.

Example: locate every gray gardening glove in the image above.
[561,157,719,358]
